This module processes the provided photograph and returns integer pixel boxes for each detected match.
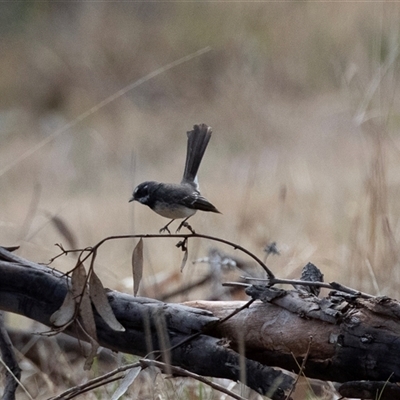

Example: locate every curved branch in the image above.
[50,233,275,278]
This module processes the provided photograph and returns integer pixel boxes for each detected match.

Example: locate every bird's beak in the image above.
[129,196,135,203]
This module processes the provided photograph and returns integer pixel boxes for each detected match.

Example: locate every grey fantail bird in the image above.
[129,123,220,233]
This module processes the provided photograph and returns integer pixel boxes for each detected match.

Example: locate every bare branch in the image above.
[139,359,248,400]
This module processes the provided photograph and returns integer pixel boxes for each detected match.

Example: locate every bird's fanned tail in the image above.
[181,123,212,188]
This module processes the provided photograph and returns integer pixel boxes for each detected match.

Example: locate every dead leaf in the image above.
[80,286,97,341]
[80,286,99,370]
[176,238,189,272]
[132,238,144,296]
[89,272,125,332]
[111,366,141,400]
[71,262,87,299]
[72,263,101,370]
[180,248,188,272]
[50,289,76,327]
[50,262,86,328]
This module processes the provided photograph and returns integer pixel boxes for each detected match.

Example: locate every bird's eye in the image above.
[134,183,148,196]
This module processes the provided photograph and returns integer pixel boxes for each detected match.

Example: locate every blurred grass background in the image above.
[2,2,400,296]
[2,2,400,397]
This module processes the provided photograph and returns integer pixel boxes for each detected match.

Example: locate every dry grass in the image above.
[2,3,400,399]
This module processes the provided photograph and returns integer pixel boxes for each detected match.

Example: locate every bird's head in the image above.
[129,181,156,205]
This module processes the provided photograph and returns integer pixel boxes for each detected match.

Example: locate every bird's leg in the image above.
[159,219,174,234]
[176,217,195,234]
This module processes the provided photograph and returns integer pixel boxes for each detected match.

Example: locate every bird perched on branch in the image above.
[130,123,220,233]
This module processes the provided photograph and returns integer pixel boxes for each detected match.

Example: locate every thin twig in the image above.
[242,276,374,298]
[61,376,123,400]
[49,362,141,400]
[139,359,248,400]
[286,336,313,400]
[218,299,256,324]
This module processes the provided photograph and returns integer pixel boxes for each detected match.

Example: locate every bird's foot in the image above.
[159,225,172,234]
[176,221,195,234]
[159,219,175,234]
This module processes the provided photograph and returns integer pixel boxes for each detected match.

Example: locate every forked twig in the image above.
[286,336,313,400]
